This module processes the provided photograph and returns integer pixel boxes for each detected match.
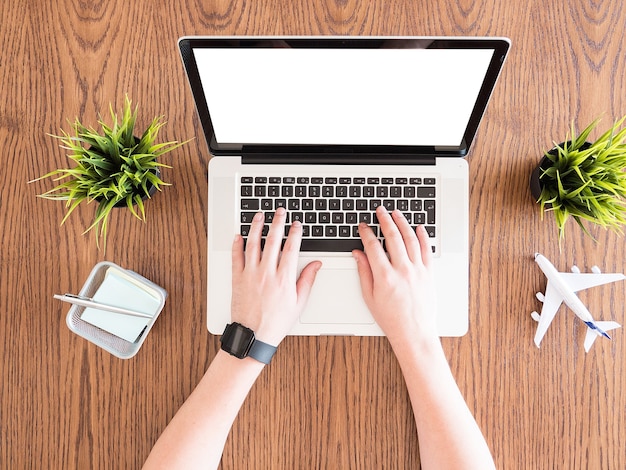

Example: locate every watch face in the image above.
[221,323,255,358]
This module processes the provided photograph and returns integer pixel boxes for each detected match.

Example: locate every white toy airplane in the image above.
[532,253,624,352]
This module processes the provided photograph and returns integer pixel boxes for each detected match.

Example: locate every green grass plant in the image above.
[32,96,189,250]
[537,116,626,242]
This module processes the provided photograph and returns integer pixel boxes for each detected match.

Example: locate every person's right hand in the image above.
[352,206,438,347]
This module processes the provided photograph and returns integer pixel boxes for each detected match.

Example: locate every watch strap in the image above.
[248,339,277,364]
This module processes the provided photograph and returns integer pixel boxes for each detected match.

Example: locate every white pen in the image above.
[54,294,153,319]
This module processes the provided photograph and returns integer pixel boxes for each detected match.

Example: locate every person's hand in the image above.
[231,207,322,346]
[352,206,438,346]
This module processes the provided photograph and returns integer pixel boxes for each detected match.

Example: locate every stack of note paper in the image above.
[80,266,162,343]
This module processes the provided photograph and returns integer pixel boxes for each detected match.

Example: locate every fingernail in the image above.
[253,212,263,221]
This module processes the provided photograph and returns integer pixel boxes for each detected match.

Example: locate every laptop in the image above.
[178,36,510,337]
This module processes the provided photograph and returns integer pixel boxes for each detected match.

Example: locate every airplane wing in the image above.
[534,281,564,347]
[559,272,626,293]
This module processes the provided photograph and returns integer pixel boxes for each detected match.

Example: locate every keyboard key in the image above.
[241,186,253,196]
[332,213,344,223]
[241,177,253,183]
[369,199,381,211]
[342,199,355,211]
[268,185,280,197]
[356,199,368,211]
[425,200,436,224]
[417,187,436,198]
[241,199,260,210]
[300,239,365,252]
[241,212,257,223]
[319,212,331,224]
[325,226,337,237]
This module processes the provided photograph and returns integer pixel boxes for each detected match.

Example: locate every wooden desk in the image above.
[1,1,625,468]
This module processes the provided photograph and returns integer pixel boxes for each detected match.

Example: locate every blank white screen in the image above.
[194,47,494,147]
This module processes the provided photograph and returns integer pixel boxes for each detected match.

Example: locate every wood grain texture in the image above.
[1,0,625,468]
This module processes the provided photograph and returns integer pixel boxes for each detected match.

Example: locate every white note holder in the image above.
[65,261,167,359]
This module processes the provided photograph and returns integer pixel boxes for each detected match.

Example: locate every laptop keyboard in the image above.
[239,176,438,254]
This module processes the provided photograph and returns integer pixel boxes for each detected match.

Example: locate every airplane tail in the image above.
[583,321,621,352]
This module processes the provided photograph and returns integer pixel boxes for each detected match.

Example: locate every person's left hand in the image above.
[231,207,322,346]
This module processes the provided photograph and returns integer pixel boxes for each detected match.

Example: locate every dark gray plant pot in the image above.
[530,141,592,202]
[530,155,549,201]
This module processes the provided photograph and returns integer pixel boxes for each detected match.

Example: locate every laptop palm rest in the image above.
[298,258,374,325]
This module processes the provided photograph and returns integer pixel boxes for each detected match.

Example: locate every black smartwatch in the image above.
[220,322,277,364]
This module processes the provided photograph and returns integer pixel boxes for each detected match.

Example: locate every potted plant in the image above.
[530,116,626,242]
[32,96,189,250]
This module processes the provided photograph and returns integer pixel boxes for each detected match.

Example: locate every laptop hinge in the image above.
[241,154,437,165]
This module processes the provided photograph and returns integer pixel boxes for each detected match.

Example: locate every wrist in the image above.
[215,349,267,371]
[387,329,443,364]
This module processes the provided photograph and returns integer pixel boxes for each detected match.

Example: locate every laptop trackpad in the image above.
[299,265,374,325]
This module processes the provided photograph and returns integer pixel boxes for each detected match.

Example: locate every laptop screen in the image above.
[179,37,509,158]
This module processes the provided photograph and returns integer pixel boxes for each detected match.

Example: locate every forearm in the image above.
[143,350,265,470]
[391,338,495,470]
